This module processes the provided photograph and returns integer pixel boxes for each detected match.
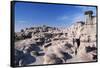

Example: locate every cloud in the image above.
[60,16,68,20]
[16,20,27,23]
[69,13,85,26]
[76,6,96,15]
[15,20,33,32]
[69,6,97,24]
[56,12,85,27]
[57,15,68,20]
[86,7,96,15]
[73,14,84,22]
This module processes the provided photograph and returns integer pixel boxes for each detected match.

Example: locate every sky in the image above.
[14,2,97,32]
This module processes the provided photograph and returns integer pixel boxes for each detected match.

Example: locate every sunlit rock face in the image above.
[14,11,97,66]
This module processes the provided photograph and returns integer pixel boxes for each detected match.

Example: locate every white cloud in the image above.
[76,6,96,15]
[57,15,68,20]
[15,20,33,32]
[70,13,85,26]
[74,14,84,22]
[61,16,68,20]
[16,20,27,23]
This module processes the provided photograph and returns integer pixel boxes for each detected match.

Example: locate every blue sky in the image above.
[15,2,96,32]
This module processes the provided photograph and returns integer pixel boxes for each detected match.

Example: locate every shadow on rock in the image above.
[62,52,72,61]
[15,49,24,66]
[56,58,63,64]
[38,52,44,56]
[85,46,97,53]
[21,53,36,66]
[29,44,42,52]
[15,49,36,66]
[65,43,73,49]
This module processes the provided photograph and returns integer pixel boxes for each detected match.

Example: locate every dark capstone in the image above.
[85,11,93,15]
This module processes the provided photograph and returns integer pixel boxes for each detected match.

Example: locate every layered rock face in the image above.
[14,11,97,66]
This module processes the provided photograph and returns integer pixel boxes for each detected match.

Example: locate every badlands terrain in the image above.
[14,11,97,66]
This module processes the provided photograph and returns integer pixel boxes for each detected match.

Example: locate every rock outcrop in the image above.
[14,10,97,66]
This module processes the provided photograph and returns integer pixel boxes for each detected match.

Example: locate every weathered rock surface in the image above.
[14,11,97,66]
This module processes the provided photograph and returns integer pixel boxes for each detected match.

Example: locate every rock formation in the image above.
[14,10,97,66]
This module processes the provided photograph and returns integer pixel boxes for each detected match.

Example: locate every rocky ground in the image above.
[14,23,97,66]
